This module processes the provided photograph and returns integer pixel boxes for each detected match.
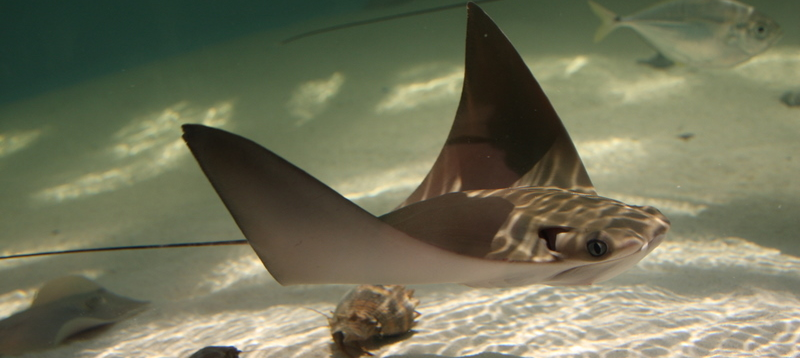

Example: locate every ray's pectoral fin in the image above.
[183,125,542,285]
[380,192,513,258]
[399,2,595,207]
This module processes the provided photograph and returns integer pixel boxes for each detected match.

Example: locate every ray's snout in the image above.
[633,204,670,252]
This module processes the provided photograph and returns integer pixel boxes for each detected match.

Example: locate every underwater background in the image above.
[1,0,799,357]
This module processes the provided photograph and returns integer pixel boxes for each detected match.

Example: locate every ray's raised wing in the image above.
[400,3,594,207]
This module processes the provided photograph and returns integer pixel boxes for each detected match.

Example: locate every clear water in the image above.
[1,1,798,357]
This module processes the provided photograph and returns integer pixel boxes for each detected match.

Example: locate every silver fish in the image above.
[0,276,148,356]
[589,0,783,68]
[182,3,670,288]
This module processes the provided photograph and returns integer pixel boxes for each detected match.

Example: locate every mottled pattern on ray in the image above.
[0,276,148,356]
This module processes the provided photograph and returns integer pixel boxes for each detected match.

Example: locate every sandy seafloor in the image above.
[1,1,799,357]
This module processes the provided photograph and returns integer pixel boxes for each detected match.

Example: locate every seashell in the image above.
[329,285,420,357]
[188,346,241,358]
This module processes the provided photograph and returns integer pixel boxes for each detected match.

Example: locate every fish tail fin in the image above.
[588,0,619,42]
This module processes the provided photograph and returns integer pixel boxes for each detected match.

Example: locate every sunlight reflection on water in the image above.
[33,101,233,203]
[0,129,43,158]
[376,64,463,113]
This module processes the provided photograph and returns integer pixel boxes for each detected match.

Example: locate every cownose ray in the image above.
[182,2,670,288]
[0,275,148,356]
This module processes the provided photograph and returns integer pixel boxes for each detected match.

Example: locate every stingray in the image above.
[0,275,148,356]
[181,3,670,288]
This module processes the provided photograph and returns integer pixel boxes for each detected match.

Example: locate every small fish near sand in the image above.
[589,0,783,68]
[182,2,670,288]
[329,285,419,358]
[0,275,148,356]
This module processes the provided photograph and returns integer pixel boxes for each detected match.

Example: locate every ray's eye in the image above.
[586,239,608,257]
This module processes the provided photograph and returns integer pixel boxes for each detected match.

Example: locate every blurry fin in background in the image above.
[0,276,148,356]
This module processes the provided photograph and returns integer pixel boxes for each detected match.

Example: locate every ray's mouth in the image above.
[644,232,667,251]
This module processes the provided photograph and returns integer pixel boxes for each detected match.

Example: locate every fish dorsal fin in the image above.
[400,2,594,207]
[32,276,102,307]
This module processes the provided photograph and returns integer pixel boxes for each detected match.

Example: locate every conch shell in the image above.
[329,285,419,357]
